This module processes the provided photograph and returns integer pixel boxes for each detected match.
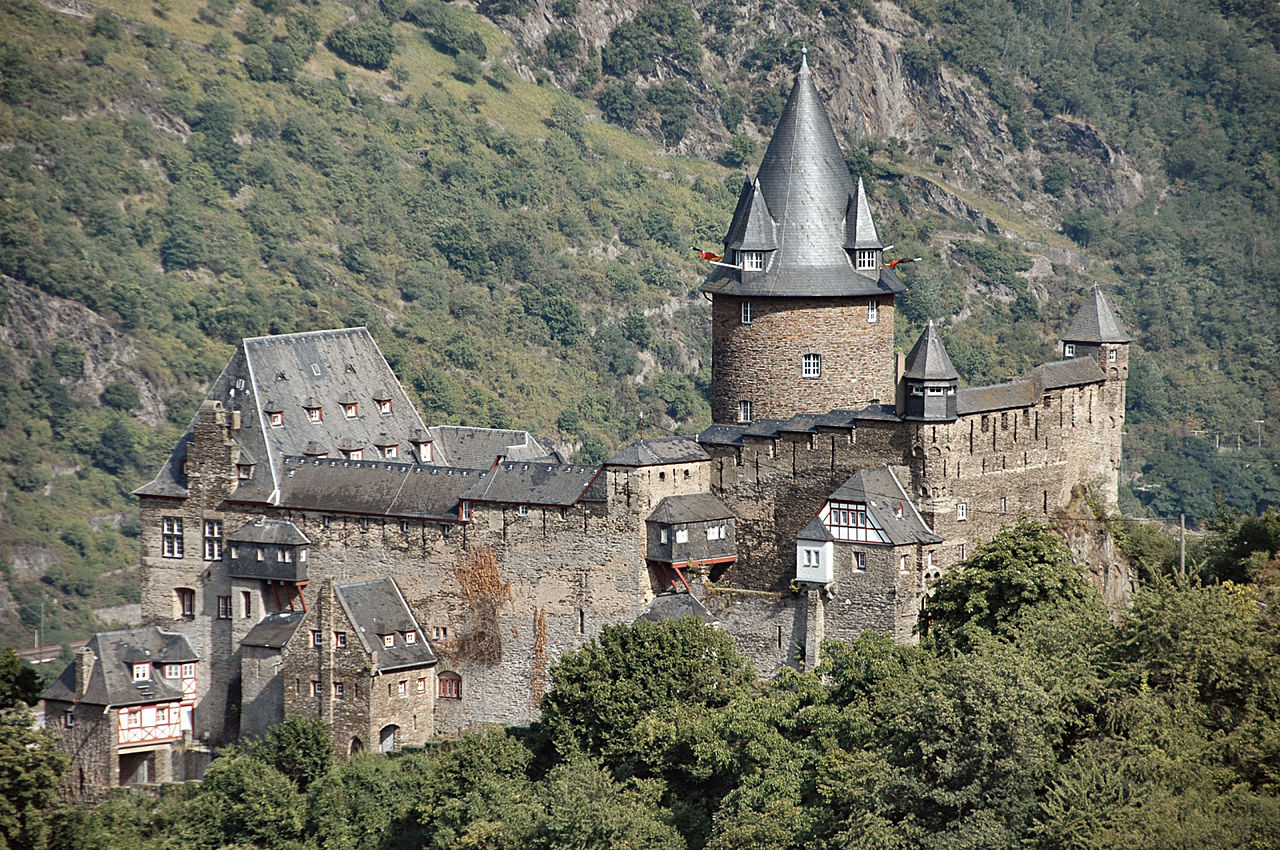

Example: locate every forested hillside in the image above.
[8,521,1280,849]
[1,0,1278,647]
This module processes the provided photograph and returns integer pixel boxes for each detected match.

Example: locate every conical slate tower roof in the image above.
[702,53,906,299]
[845,177,883,250]
[1063,285,1131,343]
[903,321,959,381]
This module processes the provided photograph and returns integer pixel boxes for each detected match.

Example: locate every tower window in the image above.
[802,353,822,378]
[1108,348,1117,362]
[741,251,764,271]
[162,517,184,559]
[855,249,878,270]
[867,299,879,323]
[741,301,753,324]
[1064,343,1076,358]
[203,520,223,560]
[175,588,195,619]
[957,502,968,521]
[738,400,753,423]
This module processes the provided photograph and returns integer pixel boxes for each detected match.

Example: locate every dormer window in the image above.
[381,445,398,459]
[405,631,417,645]
[383,634,395,648]
[132,664,151,682]
[342,402,358,419]
[1064,343,1076,358]
[237,464,254,480]
[741,301,753,324]
[342,448,363,461]
[305,406,322,422]
[855,249,878,270]
[378,399,393,414]
[741,251,764,271]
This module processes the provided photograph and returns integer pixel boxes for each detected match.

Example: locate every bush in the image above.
[327,19,396,70]
[100,381,140,411]
[83,38,109,66]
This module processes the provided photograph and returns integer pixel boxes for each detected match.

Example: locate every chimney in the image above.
[231,409,242,430]
[74,647,96,696]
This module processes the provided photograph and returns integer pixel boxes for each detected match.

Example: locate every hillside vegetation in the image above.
[0,0,1278,646]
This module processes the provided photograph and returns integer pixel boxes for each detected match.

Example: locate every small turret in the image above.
[845,177,883,278]
[901,321,959,421]
[1061,284,1131,379]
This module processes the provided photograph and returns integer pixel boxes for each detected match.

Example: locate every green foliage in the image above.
[0,707,67,850]
[247,716,333,791]
[0,648,41,709]
[601,0,700,77]
[599,80,641,128]
[921,520,1101,648]
[327,19,396,70]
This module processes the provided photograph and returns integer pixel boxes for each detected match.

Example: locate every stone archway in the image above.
[379,724,399,753]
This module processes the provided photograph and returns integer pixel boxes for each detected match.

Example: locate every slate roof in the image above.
[1064,285,1131,343]
[646,493,735,525]
[240,611,307,649]
[42,627,196,708]
[697,424,748,447]
[606,437,709,467]
[956,357,1106,415]
[723,179,778,251]
[136,328,428,504]
[427,426,552,469]
[275,456,485,520]
[826,467,942,546]
[701,57,906,300]
[333,579,436,673]
[636,592,716,625]
[797,515,834,542]
[462,462,601,507]
[903,321,959,381]
[846,178,883,250]
[227,518,309,546]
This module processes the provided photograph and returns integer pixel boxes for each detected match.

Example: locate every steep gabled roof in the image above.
[723,178,778,251]
[241,611,307,649]
[333,579,436,673]
[701,57,905,300]
[903,321,960,381]
[42,627,196,708]
[845,178,883,250]
[826,467,942,546]
[606,436,709,467]
[1063,285,1131,343]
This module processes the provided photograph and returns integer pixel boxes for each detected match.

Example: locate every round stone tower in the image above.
[703,54,905,424]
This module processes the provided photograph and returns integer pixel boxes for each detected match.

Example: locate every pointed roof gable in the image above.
[903,321,960,381]
[701,56,905,300]
[333,578,436,673]
[827,468,942,546]
[1063,285,1131,343]
[723,178,778,251]
[845,177,883,250]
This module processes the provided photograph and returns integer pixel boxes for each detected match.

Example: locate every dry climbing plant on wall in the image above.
[530,607,548,707]
[450,546,512,664]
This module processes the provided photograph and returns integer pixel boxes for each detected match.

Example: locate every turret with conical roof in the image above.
[704,52,903,424]
[1061,285,1131,380]
[901,322,959,421]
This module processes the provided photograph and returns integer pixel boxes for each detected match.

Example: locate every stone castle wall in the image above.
[711,295,896,423]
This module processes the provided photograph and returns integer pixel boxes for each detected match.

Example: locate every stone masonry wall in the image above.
[711,295,896,424]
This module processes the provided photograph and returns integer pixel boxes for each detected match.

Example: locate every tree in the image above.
[328,20,396,70]
[0,649,41,710]
[91,417,137,475]
[247,716,333,790]
[0,707,67,850]
[920,519,1100,649]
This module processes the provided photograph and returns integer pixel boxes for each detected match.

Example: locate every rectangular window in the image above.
[311,681,322,697]
[460,502,472,521]
[397,680,407,696]
[802,353,822,378]
[379,399,393,414]
[741,251,764,271]
[384,445,398,458]
[855,249,879,270]
[306,407,322,422]
[162,517,184,558]
[405,631,417,645]
[741,301,753,324]
[1000,496,1007,514]
[957,503,968,521]
[899,554,907,572]
[383,634,395,648]
[1108,348,1118,362]
[417,678,426,694]
[241,591,252,618]
[181,663,195,679]
[959,543,966,560]
[256,548,264,561]
[1064,343,1076,358]
[237,464,253,480]
[706,526,718,541]
[334,632,347,648]
[517,505,529,517]
[217,596,232,619]
[867,299,879,323]
[202,520,222,560]
[177,588,195,619]
[659,528,669,544]
[269,411,284,427]
[155,707,168,725]
[343,403,358,418]
[675,529,689,544]
[738,400,753,423]
[854,552,867,571]
[132,664,151,682]
[432,626,447,641]
[164,664,180,679]
[439,676,461,700]
[312,631,322,647]
[333,682,344,699]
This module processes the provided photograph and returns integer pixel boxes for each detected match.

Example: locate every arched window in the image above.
[350,737,363,755]
[438,672,462,700]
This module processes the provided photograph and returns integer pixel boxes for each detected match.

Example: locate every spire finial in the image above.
[800,45,808,72]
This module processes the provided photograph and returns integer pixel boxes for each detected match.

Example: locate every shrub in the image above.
[327,19,396,70]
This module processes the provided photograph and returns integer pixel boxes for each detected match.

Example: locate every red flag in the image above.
[885,257,923,268]
[695,249,723,262]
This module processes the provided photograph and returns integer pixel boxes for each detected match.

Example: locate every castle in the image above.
[41,58,1131,795]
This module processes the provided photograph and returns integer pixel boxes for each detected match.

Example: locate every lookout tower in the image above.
[703,53,905,424]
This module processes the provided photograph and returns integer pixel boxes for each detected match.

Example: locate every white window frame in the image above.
[162,517,184,559]
[335,632,347,648]
[383,634,395,648]
[432,626,447,641]
[867,299,879,324]
[181,663,195,678]
[659,528,669,544]
[342,402,358,419]
[203,520,222,561]
[417,678,426,694]
[1064,343,1076,358]
[217,596,232,619]
[306,406,322,422]
[312,631,322,647]
[957,502,968,521]
[675,528,689,544]
[311,681,322,697]
[405,631,417,645]
[802,353,822,378]
[164,664,180,679]
[1108,348,1118,362]
[738,400,753,423]
[854,551,867,572]
[741,301,753,324]
[269,411,284,427]
[517,505,529,517]
[741,251,764,271]
[855,249,878,270]
[383,445,398,459]
[132,664,151,682]
[333,682,344,699]
[378,399,393,414]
